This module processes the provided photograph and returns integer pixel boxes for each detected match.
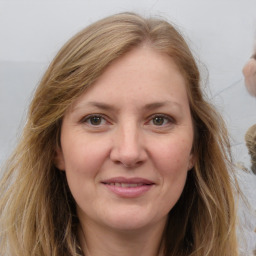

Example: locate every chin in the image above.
[102,209,166,232]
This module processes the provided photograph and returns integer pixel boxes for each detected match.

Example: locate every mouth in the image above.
[103,182,146,188]
[101,177,155,198]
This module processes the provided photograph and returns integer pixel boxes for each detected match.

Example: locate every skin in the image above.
[242,57,256,97]
[56,45,195,256]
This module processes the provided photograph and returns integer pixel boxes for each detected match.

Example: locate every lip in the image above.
[101,177,155,198]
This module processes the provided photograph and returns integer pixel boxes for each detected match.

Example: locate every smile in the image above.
[104,182,145,187]
[101,177,154,198]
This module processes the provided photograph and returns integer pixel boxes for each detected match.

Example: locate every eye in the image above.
[152,116,167,126]
[82,115,107,126]
[148,114,174,126]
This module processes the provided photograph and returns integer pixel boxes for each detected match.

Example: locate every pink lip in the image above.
[101,177,155,198]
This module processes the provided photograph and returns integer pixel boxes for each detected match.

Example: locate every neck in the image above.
[78,219,166,256]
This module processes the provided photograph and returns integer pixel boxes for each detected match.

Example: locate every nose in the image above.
[110,123,147,168]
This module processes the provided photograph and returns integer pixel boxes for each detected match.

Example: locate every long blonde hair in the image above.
[0,12,238,255]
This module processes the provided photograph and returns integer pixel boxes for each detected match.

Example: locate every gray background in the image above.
[1,0,256,169]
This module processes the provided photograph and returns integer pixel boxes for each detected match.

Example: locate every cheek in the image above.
[150,140,190,216]
[152,137,192,174]
[62,135,110,175]
[151,136,192,205]
[63,139,109,204]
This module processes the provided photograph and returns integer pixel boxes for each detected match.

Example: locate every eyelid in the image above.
[146,114,176,126]
[80,114,110,126]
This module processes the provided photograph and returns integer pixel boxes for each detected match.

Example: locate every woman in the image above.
[0,12,238,255]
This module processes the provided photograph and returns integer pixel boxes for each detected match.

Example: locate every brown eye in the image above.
[150,115,172,126]
[152,116,165,126]
[83,115,106,126]
[89,116,102,125]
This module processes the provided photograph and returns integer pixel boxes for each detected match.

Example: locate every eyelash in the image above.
[81,114,175,127]
[147,114,175,127]
[81,114,109,126]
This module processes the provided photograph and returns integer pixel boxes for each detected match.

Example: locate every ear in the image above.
[188,153,195,171]
[54,147,66,171]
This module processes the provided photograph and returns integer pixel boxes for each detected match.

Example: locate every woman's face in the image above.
[56,46,194,232]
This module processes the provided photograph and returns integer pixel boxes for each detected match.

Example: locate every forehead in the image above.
[69,46,189,112]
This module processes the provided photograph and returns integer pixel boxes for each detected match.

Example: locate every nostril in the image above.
[109,133,147,167]
[123,161,143,168]
[113,160,144,168]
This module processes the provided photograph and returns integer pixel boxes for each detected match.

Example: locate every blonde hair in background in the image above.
[0,12,238,256]
[245,124,256,174]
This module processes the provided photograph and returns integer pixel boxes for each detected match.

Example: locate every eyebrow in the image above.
[72,101,116,113]
[86,102,115,110]
[72,100,182,112]
[143,101,182,111]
